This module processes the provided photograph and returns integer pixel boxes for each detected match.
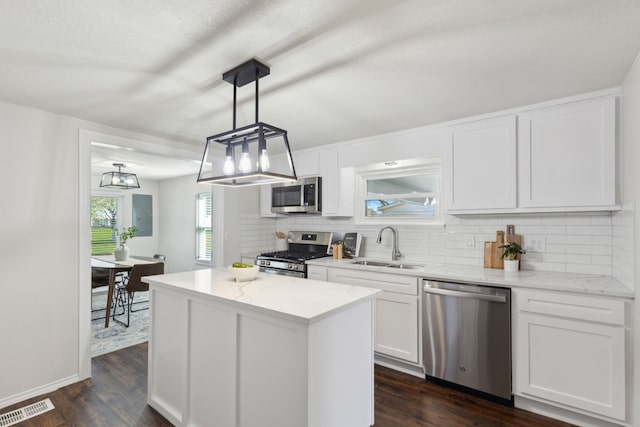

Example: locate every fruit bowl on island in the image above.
[229,262,259,282]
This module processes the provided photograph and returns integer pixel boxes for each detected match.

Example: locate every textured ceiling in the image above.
[91,143,202,180]
[2,0,640,158]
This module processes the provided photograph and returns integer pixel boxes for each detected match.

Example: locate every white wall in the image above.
[157,174,212,273]
[0,99,196,408]
[621,50,640,426]
[0,102,81,406]
[157,175,258,270]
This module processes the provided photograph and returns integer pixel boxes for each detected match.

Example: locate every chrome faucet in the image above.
[376,226,402,261]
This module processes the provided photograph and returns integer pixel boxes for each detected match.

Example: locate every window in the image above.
[356,159,441,224]
[196,192,212,262]
[90,195,121,255]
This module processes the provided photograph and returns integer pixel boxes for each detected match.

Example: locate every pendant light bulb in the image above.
[259,148,270,171]
[223,144,235,175]
[238,140,252,173]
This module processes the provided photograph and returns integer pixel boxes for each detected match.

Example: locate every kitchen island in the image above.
[143,268,380,427]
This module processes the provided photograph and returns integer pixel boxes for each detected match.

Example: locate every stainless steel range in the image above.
[257,231,333,278]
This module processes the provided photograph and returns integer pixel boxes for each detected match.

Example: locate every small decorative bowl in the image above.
[229,264,259,282]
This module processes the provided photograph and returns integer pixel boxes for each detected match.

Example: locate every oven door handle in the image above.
[259,267,305,279]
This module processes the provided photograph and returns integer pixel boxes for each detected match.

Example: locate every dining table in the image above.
[91,255,156,327]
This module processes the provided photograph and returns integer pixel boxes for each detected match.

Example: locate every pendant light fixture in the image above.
[99,163,140,189]
[197,59,297,186]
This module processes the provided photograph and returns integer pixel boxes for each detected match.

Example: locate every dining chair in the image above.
[91,267,110,289]
[91,267,112,318]
[112,262,164,327]
[91,266,128,320]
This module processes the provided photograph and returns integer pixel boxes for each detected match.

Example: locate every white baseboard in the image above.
[0,374,80,411]
[374,354,424,378]
[514,395,629,427]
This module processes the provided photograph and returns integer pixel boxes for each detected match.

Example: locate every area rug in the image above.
[91,290,149,357]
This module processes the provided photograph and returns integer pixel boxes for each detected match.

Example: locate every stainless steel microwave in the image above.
[271,177,322,214]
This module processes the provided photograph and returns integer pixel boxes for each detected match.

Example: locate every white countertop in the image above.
[306,258,634,299]
[143,268,380,324]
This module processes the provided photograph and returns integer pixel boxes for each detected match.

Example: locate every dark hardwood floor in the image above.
[374,366,574,427]
[3,343,573,426]
[2,342,171,427]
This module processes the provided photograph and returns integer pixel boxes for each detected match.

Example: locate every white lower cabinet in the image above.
[512,288,627,423]
[326,267,420,364]
[374,291,419,362]
[306,265,328,281]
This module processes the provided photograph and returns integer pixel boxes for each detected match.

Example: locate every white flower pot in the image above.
[503,259,519,272]
[114,245,129,261]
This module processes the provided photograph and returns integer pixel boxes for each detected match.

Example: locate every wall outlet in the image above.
[526,237,546,253]
[466,236,475,248]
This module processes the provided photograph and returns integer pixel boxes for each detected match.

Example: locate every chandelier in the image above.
[99,163,140,189]
[197,59,297,186]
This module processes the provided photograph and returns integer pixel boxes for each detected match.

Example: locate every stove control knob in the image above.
[287,264,293,269]
[293,265,299,270]
[265,261,270,266]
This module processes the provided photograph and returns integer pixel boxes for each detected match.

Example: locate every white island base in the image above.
[144,269,379,427]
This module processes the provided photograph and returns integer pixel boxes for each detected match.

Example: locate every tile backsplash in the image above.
[239,203,635,288]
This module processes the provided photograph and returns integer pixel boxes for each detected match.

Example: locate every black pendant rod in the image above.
[255,66,259,123]
[233,75,237,130]
[222,59,270,129]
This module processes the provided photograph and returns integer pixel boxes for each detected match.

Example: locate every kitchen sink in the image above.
[351,260,391,267]
[350,260,424,270]
[386,263,423,270]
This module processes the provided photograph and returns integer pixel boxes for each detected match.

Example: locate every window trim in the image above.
[355,161,444,226]
[195,191,212,263]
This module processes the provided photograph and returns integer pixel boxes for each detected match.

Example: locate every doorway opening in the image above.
[80,130,221,365]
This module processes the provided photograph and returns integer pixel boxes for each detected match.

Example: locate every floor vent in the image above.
[0,398,55,427]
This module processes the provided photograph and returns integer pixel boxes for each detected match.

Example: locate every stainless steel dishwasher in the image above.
[422,280,511,401]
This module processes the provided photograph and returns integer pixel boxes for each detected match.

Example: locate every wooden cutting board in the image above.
[483,231,505,269]
[483,242,493,268]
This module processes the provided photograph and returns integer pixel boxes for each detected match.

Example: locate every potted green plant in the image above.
[114,226,137,261]
[499,241,526,272]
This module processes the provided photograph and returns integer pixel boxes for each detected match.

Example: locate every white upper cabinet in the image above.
[318,147,345,216]
[444,94,619,214]
[261,92,619,217]
[291,150,319,177]
[445,115,517,212]
[260,148,355,217]
[518,97,616,209]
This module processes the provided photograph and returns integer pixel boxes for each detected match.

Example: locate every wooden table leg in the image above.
[105,269,116,328]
